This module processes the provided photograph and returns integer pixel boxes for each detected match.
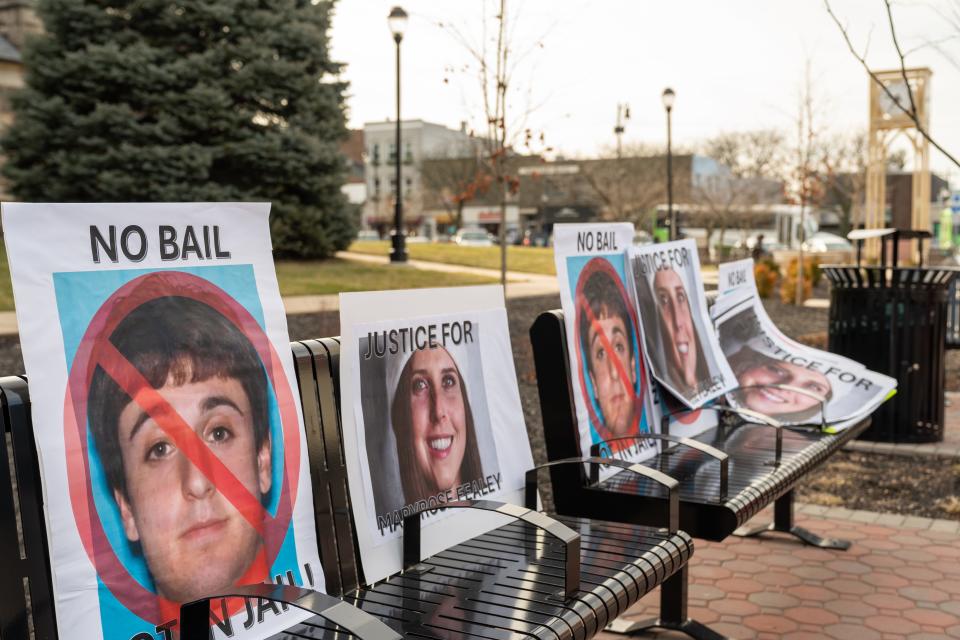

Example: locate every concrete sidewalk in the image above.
[600,503,960,639]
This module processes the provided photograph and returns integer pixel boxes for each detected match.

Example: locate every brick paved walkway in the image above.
[599,504,960,640]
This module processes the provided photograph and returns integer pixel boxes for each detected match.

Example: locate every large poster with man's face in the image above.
[3,203,322,640]
[553,224,657,469]
[713,290,896,427]
[628,239,736,408]
[340,286,534,583]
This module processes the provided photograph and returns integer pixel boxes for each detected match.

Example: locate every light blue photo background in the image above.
[565,254,651,444]
[53,265,302,637]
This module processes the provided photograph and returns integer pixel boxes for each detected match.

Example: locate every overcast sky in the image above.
[331,0,958,182]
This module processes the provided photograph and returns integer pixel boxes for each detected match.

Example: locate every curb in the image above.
[842,439,960,460]
[795,502,960,533]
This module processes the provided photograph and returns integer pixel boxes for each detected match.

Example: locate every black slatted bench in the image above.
[1,335,695,640]
[528,310,870,639]
[530,309,869,546]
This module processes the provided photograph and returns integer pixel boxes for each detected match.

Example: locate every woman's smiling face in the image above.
[738,359,830,416]
[406,347,467,493]
[654,269,698,386]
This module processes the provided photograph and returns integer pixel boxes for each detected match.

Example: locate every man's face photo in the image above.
[89,293,276,605]
[578,262,640,438]
[586,308,637,436]
[654,268,698,387]
[113,364,271,604]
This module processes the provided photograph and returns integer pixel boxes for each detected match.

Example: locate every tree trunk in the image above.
[455,200,465,232]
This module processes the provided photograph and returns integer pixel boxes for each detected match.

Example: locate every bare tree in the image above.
[438,0,550,287]
[818,131,868,234]
[421,151,490,232]
[696,130,788,258]
[789,62,827,305]
[824,0,960,170]
[577,143,667,230]
[701,130,788,181]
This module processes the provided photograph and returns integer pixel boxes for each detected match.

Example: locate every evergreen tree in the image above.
[2,0,353,258]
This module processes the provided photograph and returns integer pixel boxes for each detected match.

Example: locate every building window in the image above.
[371,144,380,166]
[388,143,397,165]
[404,142,413,164]
[374,177,380,197]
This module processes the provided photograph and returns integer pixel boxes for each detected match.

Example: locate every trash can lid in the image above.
[847,228,932,241]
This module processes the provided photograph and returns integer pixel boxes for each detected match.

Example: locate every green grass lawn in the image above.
[0,246,11,311]
[275,258,496,296]
[0,246,494,312]
[348,241,557,276]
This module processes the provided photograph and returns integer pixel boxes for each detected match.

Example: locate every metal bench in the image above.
[1,336,695,640]
[529,310,871,638]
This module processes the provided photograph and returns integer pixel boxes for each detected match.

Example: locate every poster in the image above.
[628,239,736,408]
[339,286,534,583]
[713,292,896,426]
[553,223,658,468]
[2,203,322,640]
[716,258,867,371]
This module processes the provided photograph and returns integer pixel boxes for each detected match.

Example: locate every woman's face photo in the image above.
[737,359,830,416]
[406,347,468,492]
[654,268,697,386]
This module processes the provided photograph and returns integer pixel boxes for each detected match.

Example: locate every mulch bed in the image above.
[797,451,960,520]
[1,289,956,520]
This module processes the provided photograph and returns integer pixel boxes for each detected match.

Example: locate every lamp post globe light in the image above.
[662,87,676,241]
[389,6,408,263]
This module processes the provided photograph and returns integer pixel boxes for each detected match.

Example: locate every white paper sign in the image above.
[714,258,867,371]
[553,223,658,468]
[2,203,323,640]
[628,239,736,408]
[339,286,534,583]
[713,291,896,426]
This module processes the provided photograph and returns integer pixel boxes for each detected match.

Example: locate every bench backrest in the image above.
[528,311,592,512]
[0,338,365,640]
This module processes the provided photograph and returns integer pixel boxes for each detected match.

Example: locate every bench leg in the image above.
[603,567,728,640]
[732,490,852,550]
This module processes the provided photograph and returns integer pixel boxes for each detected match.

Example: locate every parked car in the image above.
[454,227,494,247]
[633,230,654,246]
[801,232,853,253]
[522,228,551,247]
[355,229,380,241]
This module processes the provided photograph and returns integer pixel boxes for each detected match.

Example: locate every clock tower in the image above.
[865,68,932,261]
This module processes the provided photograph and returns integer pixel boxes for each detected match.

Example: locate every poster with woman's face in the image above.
[628,240,736,408]
[714,294,896,426]
[553,223,658,469]
[2,203,322,640]
[340,287,534,583]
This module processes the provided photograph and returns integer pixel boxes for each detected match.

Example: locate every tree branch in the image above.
[823,0,960,170]
[883,0,917,115]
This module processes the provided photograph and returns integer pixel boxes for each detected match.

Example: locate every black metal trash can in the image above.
[823,229,953,443]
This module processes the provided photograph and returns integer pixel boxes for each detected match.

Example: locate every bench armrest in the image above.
[402,499,581,599]
[524,457,680,533]
[590,435,729,501]
[662,405,784,464]
[180,584,401,640]
[733,384,827,430]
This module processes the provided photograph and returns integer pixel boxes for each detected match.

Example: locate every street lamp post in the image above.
[662,87,676,240]
[388,6,408,263]
[614,102,629,219]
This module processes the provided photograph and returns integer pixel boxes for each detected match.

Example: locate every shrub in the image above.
[780,257,818,305]
[753,259,779,298]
